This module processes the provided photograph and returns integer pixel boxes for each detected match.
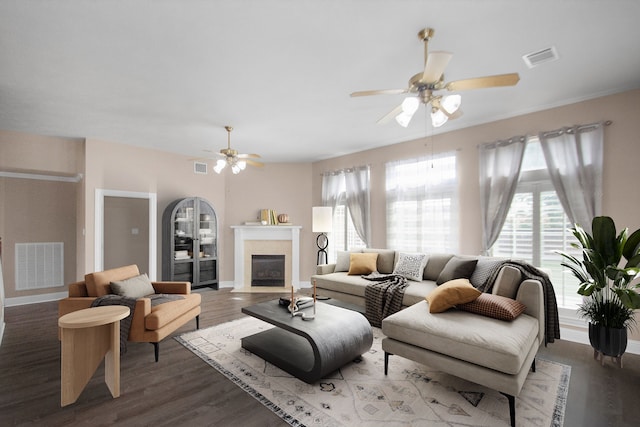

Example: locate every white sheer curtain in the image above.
[386,153,458,253]
[478,136,527,254]
[321,166,371,246]
[321,171,342,211]
[344,166,371,246]
[539,122,604,229]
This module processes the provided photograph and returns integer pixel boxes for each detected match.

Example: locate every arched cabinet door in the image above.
[162,197,218,289]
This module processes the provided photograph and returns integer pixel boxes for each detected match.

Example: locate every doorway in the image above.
[95,189,157,279]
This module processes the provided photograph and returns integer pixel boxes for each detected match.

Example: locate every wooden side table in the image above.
[58,305,130,406]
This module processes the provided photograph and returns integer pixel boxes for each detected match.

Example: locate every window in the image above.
[331,195,366,258]
[386,153,458,253]
[493,140,581,308]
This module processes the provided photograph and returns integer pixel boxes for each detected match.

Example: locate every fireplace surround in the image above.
[231,225,301,291]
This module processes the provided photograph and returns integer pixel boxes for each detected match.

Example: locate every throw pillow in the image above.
[110,273,155,299]
[348,252,378,275]
[436,256,479,285]
[425,279,481,313]
[392,252,429,282]
[469,257,506,288]
[335,251,353,272]
[457,293,527,321]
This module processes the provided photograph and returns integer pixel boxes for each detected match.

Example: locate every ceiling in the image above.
[1,1,639,163]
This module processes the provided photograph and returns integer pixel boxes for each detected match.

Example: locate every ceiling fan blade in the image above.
[445,73,520,91]
[245,159,264,167]
[351,89,408,97]
[237,153,261,159]
[376,104,403,124]
[422,51,453,83]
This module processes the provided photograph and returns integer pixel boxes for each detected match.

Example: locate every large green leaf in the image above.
[623,228,640,261]
[592,216,619,266]
[614,288,640,310]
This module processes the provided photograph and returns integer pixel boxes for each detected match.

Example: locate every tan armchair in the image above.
[58,265,201,362]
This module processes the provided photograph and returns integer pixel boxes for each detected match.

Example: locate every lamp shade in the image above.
[312,206,333,232]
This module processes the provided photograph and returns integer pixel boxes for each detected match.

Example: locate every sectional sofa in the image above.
[311,248,549,427]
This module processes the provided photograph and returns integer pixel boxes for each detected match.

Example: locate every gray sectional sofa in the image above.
[310,248,547,427]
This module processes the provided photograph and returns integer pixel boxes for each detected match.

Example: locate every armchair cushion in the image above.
[110,273,155,299]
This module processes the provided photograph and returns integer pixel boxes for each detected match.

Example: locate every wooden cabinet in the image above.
[162,197,218,289]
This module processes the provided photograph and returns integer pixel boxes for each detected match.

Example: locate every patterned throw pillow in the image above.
[469,258,506,288]
[392,252,429,281]
[457,293,526,321]
[425,279,481,313]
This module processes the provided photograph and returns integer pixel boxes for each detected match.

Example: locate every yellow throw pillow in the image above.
[425,279,481,313]
[348,252,379,275]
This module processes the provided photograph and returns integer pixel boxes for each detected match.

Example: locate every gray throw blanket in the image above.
[90,294,185,352]
[362,273,409,327]
[476,260,561,345]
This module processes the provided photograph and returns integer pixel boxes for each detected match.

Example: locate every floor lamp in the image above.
[312,206,332,265]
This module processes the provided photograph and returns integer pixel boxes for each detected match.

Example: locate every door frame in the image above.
[95,189,157,279]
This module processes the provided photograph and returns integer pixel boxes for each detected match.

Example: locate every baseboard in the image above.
[5,291,68,307]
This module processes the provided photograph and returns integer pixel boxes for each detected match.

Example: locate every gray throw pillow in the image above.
[335,251,354,272]
[469,258,506,288]
[392,252,429,282]
[110,273,155,299]
[436,257,478,285]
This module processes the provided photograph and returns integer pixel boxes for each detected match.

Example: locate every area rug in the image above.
[176,316,570,427]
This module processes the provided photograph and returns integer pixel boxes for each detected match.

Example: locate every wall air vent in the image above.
[522,46,559,68]
[194,161,208,175]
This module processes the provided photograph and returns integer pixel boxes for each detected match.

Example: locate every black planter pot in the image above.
[588,322,628,357]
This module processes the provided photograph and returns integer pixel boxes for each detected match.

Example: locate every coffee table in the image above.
[241,300,373,383]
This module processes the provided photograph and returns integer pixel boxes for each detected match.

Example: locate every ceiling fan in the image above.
[211,126,263,174]
[351,28,520,128]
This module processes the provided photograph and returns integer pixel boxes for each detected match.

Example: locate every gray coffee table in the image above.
[241,300,373,383]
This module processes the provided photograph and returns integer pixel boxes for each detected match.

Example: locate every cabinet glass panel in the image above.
[174,199,196,260]
[198,199,217,258]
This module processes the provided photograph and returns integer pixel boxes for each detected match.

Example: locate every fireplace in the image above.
[251,254,285,287]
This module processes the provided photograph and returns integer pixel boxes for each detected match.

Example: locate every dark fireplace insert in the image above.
[251,254,285,287]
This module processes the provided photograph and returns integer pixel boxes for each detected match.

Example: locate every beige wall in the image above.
[0,131,84,300]
[312,89,640,340]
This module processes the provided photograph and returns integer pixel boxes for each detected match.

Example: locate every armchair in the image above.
[58,265,201,362]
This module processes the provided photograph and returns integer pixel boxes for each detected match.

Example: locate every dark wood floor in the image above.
[1,288,638,426]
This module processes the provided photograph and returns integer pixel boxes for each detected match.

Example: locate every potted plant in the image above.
[557,216,640,365]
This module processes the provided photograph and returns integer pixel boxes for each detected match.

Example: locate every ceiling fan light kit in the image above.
[351,27,519,129]
[212,126,263,174]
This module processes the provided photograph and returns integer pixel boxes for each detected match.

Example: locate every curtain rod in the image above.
[478,120,612,147]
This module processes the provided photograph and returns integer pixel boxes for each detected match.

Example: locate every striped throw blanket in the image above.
[362,274,408,327]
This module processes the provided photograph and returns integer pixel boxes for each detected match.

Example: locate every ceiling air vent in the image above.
[522,46,559,68]
[194,161,208,175]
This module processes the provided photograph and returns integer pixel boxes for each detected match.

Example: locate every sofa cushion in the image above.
[457,293,526,321]
[382,300,539,375]
[348,253,378,275]
[436,256,478,285]
[86,264,141,297]
[402,280,438,306]
[145,293,201,330]
[110,273,155,299]
[425,279,481,313]
[392,252,429,281]
[363,248,396,274]
[422,253,454,281]
[313,272,370,298]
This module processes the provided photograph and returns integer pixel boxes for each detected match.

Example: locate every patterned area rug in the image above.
[176,316,570,426]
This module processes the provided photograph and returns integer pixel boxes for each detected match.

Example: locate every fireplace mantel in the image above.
[231,225,302,290]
